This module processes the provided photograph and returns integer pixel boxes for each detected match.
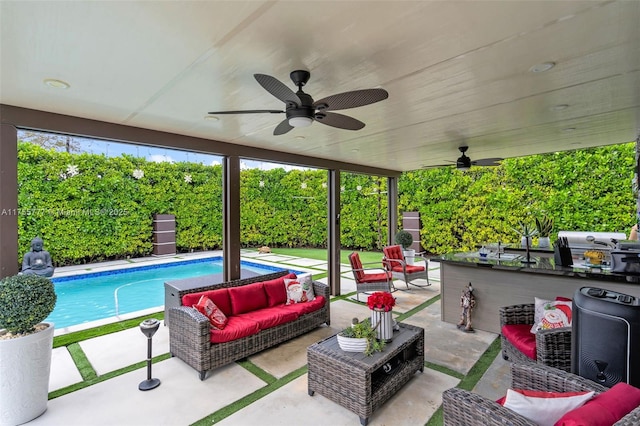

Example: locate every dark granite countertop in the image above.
[432,252,640,283]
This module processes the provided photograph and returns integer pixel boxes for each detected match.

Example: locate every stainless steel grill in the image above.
[557,231,627,257]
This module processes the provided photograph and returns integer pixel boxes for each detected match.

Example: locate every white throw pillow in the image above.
[503,388,594,426]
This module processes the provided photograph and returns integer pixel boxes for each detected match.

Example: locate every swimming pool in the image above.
[46,257,290,330]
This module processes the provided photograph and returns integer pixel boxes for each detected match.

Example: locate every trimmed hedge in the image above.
[15,141,636,265]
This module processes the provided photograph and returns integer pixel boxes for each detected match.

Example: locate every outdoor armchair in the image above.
[500,303,572,372]
[442,362,640,426]
[348,252,395,302]
[382,245,430,289]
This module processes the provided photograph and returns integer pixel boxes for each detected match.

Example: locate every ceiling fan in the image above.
[208,70,389,136]
[426,146,503,170]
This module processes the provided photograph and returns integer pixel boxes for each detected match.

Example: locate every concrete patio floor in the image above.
[29,251,511,426]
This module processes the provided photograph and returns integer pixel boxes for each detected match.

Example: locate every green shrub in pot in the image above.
[394,230,414,250]
[0,273,57,425]
[0,274,57,335]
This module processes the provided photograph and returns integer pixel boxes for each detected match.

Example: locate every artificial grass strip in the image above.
[48,352,172,400]
[191,365,309,426]
[237,359,277,385]
[395,295,440,322]
[456,336,501,391]
[423,337,501,426]
[426,407,444,426]
[53,311,165,348]
[67,343,97,381]
[424,361,464,380]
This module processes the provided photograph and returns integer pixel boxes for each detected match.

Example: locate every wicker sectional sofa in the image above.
[168,270,330,380]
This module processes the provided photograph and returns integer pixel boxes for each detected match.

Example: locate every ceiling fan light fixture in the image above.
[289,116,313,128]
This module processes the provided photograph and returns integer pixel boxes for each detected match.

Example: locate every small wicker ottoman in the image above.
[307,322,424,425]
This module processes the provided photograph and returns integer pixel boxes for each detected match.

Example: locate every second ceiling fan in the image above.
[208,70,389,135]
[427,146,503,170]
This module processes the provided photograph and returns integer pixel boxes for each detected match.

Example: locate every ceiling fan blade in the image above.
[207,109,284,114]
[472,158,503,166]
[254,74,301,106]
[273,119,294,136]
[313,88,389,111]
[315,112,365,130]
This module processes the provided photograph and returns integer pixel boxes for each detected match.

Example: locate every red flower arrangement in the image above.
[367,291,395,312]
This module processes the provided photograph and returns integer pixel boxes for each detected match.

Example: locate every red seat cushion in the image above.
[182,288,232,317]
[282,295,326,316]
[263,273,296,307]
[391,264,425,274]
[555,382,640,425]
[501,324,537,360]
[228,282,269,315]
[236,306,298,330]
[359,272,391,283]
[209,316,260,343]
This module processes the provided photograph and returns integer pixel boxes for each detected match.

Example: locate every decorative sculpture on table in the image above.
[21,237,54,277]
[457,282,476,333]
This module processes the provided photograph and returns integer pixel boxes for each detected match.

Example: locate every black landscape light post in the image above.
[139,318,161,391]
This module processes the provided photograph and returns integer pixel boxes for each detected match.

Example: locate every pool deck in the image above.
[29,250,511,426]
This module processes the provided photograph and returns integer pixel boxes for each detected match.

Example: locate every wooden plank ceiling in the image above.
[1,0,639,172]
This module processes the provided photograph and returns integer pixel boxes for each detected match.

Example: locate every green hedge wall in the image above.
[399,143,636,253]
[16,141,636,266]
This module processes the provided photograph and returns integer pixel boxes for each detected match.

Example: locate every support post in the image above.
[328,170,341,296]
[0,123,19,278]
[223,156,241,281]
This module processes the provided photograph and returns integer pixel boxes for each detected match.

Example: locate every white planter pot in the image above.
[337,333,368,353]
[538,236,550,248]
[0,322,54,426]
[520,236,531,249]
[403,249,415,265]
[370,309,394,342]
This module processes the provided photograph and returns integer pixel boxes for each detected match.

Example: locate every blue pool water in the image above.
[46,257,288,329]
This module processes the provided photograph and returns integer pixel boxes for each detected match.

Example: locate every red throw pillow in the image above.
[554,382,640,426]
[194,295,228,329]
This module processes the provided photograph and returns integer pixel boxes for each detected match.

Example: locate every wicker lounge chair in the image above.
[442,362,640,425]
[500,303,572,372]
[348,252,395,301]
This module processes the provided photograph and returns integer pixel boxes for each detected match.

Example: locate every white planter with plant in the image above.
[0,274,57,426]
[513,221,538,249]
[395,230,415,265]
[338,318,385,356]
[535,215,554,248]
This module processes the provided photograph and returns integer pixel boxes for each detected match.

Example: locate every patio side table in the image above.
[307,322,424,425]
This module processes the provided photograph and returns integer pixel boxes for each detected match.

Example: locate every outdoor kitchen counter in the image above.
[433,253,640,334]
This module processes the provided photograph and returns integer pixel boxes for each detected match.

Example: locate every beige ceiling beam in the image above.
[0,105,401,177]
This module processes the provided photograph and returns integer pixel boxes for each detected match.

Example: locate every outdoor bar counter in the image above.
[433,252,640,334]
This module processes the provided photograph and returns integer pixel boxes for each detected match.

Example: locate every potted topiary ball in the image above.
[395,230,415,265]
[0,274,57,425]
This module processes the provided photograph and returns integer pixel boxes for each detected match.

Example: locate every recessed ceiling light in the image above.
[562,127,577,132]
[351,149,359,153]
[204,115,219,121]
[529,62,556,73]
[294,135,305,140]
[550,104,569,111]
[43,78,70,89]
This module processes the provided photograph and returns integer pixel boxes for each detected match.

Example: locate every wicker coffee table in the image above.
[307,322,424,425]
